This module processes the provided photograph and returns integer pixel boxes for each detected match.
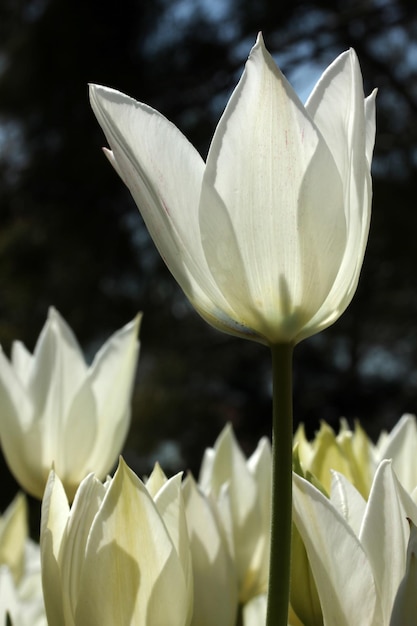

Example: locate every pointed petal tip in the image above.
[255,32,264,46]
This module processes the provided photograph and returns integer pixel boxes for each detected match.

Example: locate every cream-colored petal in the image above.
[377,414,417,493]
[293,473,381,626]
[28,308,88,444]
[59,474,106,621]
[89,85,230,324]
[0,493,28,583]
[153,473,193,626]
[56,379,98,499]
[0,349,44,497]
[75,459,190,626]
[10,341,33,387]
[86,315,141,476]
[145,462,168,498]
[199,425,264,600]
[300,50,374,341]
[242,594,267,626]
[389,519,417,626]
[200,34,345,344]
[330,470,366,537]
[182,475,237,626]
[40,471,69,626]
[359,460,417,623]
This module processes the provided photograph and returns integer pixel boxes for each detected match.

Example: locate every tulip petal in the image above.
[11,341,33,387]
[330,470,366,537]
[59,474,106,621]
[0,493,28,584]
[183,475,237,626]
[75,459,190,626]
[377,414,417,493]
[57,379,98,499]
[199,34,345,344]
[40,471,69,626]
[0,349,45,497]
[293,473,381,626]
[242,594,267,626]
[301,50,374,339]
[89,85,231,322]
[199,425,269,601]
[389,519,417,626]
[359,460,417,623]
[85,315,141,476]
[28,308,87,422]
[153,473,193,625]
[365,90,377,166]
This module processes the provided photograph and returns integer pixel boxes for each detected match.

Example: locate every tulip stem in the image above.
[266,342,294,626]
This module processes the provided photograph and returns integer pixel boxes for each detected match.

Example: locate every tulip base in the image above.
[266,342,294,626]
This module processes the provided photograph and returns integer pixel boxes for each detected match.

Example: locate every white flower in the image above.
[0,308,141,500]
[0,494,46,626]
[90,34,375,346]
[40,459,193,626]
[199,425,271,603]
[182,474,238,626]
[292,460,417,625]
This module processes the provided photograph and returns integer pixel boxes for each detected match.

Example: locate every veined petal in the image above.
[306,49,367,185]
[199,34,345,344]
[89,85,230,321]
[75,459,190,626]
[293,472,381,626]
[300,50,375,341]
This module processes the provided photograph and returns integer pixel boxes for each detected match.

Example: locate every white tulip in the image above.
[40,459,192,626]
[90,34,375,346]
[0,308,140,500]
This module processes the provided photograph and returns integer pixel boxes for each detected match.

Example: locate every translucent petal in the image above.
[85,315,141,476]
[40,471,69,626]
[182,475,237,626]
[359,461,416,623]
[293,473,381,626]
[28,308,87,441]
[75,460,190,626]
[200,35,345,343]
[377,414,417,493]
[89,85,229,321]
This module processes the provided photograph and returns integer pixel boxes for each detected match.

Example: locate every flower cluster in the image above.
[2,30,414,626]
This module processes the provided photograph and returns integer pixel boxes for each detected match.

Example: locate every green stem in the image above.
[266,342,294,626]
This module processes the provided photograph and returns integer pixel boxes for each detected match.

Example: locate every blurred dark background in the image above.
[1,0,417,507]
